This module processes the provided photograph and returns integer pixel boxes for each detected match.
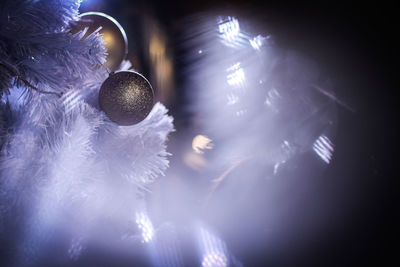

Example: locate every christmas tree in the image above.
[0,0,173,265]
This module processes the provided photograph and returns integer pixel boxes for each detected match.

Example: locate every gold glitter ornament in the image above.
[99,71,154,126]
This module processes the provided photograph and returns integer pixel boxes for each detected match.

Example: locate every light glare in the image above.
[135,212,154,243]
[313,135,334,164]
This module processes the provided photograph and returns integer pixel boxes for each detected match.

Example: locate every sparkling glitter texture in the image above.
[99,71,154,125]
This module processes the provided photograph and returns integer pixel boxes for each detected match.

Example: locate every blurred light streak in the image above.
[264,88,283,114]
[192,135,214,154]
[249,35,271,50]
[281,140,292,154]
[68,236,85,261]
[61,89,82,113]
[249,35,263,50]
[313,135,334,164]
[202,252,228,267]
[271,140,294,175]
[226,93,239,105]
[312,84,355,113]
[235,109,247,117]
[218,17,240,43]
[217,16,255,48]
[196,225,229,267]
[147,21,175,104]
[273,162,281,175]
[226,62,241,72]
[226,63,245,87]
[149,34,166,57]
[135,212,154,243]
[153,224,184,267]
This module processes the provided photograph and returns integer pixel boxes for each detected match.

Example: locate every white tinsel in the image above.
[0,0,174,264]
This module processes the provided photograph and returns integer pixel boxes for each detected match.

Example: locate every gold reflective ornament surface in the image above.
[71,12,128,72]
